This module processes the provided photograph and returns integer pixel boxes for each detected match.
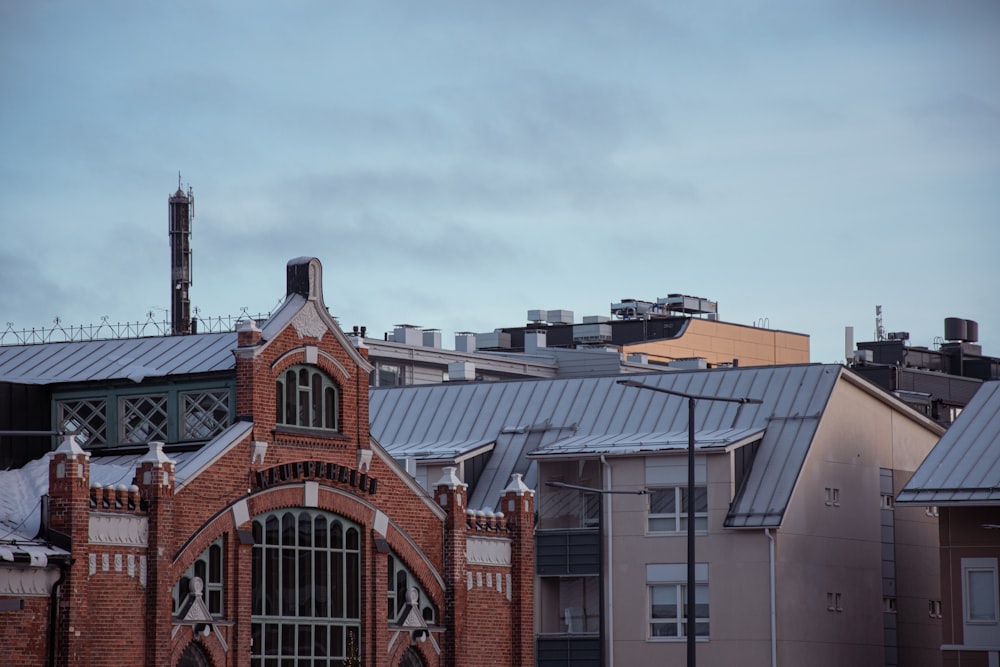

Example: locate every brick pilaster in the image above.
[435,467,468,667]
[501,474,535,667]
[47,435,91,667]
[137,442,176,666]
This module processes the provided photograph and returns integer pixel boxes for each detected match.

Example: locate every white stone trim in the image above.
[0,566,60,596]
[466,537,512,566]
[89,513,149,546]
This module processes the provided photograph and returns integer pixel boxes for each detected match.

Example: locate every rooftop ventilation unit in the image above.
[392,324,423,346]
[475,331,512,350]
[573,322,612,344]
[610,299,655,319]
[546,310,574,326]
[657,294,718,316]
[527,309,547,324]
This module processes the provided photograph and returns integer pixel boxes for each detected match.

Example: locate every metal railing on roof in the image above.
[1,309,272,346]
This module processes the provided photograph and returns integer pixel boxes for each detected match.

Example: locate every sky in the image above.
[1,1,997,364]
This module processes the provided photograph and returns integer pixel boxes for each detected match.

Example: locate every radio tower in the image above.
[168,173,194,335]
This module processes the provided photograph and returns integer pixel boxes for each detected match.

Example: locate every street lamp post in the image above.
[617,379,762,667]
[546,481,647,667]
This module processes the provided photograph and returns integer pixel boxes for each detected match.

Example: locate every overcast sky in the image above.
[1,1,997,363]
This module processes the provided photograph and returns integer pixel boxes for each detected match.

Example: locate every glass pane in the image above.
[650,489,676,514]
[325,387,336,430]
[285,371,297,424]
[298,550,312,616]
[969,570,998,621]
[649,517,676,532]
[282,549,296,615]
[314,516,327,548]
[252,546,262,615]
[276,381,284,424]
[281,624,295,655]
[282,513,296,546]
[299,512,312,548]
[651,586,677,619]
[682,486,707,513]
[347,553,360,619]
[265,547,279,615]
[209,544,221,582]
[312,374,322,428]
[315,551,328,616]
[298,625,312,656]
[266,516,279,545]
[346,527,359,551]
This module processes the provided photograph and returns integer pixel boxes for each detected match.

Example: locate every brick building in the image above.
[0,257,535,667]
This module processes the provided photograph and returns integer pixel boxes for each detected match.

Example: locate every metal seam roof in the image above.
[898,381,1000,505]
[369,364,845,524]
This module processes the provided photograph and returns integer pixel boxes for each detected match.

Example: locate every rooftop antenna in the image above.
[875,305,885,342]
[169,176,195,335]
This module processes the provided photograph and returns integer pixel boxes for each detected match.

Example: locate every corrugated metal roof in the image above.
[897,381,1000,505]
[369,364,843,525]
[0,332,238,385]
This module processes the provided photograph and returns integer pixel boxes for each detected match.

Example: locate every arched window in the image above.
[173,537,224,618]
[387,553,436,626]
[276,365,339,431]
[251,509,360,665]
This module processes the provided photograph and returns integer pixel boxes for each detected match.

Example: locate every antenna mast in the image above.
[168,176,195,335]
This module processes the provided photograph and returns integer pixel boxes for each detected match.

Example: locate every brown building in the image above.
[0,257,535,667]
[898,381,1000,667]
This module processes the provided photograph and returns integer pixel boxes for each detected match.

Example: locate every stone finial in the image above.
[504,473,533,497]
[237,318,262,347]
[433,466,467,490]
[141,442,175,467]
[54,433,86,457]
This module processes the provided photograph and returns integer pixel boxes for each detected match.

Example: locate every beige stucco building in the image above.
[372,363,943,667]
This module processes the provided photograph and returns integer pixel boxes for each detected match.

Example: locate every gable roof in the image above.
[369,364,846,526]
[897,381,1000,506]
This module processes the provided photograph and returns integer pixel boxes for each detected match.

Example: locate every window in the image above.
[181,389,230,440]
[375,363,403,388]
[173,538,224,618]
[538,576,600,635]
[276,365,339,431]
[648,487,707,533]
[120,394,168,444]
[966,566,998,623]
[387,553,435,625]
[647,563,709,640]
[251,509,360,665]
[57,398,107,446]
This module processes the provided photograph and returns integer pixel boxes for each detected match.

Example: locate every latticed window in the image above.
[388,553,435,625]
[181,389,230,440]
[173,538,224,618]
[252,509,360,665]
[120,394,168,444]
[276,365,339,431]
[57,398,107,446]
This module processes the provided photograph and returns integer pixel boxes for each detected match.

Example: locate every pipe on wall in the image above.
[765,528,777,667]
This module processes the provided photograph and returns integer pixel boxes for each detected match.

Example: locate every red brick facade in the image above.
[0,257,535,667]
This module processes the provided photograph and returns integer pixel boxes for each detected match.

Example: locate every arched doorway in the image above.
[398,646,426,667]
[177,641,211,667]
